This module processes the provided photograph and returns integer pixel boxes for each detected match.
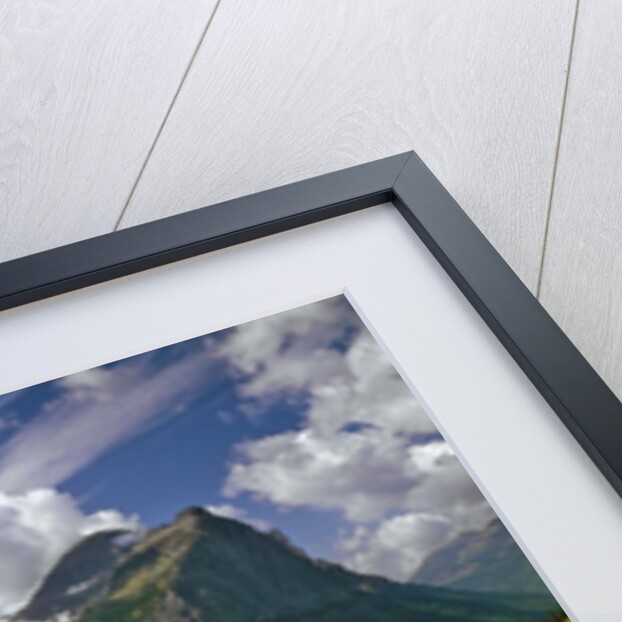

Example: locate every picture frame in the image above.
[0,151,620,619]
[1,151,620,502]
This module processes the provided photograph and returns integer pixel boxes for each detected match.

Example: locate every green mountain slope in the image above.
[411,518,553,596]
[13,508,564,622]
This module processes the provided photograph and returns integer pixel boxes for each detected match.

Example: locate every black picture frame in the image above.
[1,151,620,503]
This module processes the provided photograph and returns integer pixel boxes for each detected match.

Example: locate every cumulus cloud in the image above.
[338,513,454,581]
[220,297,434,432]
[226,428,423,522]
[217,297,360,402]
[338,499,494,581]
[226,432,493,579]
[0,488,139,617]
[0,345,219,494]
[220,296,493,580]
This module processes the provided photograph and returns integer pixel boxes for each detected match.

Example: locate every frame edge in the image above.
[0,153,411,311]
[393,151,622,500]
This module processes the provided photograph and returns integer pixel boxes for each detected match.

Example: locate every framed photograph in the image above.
[0,152,620,621]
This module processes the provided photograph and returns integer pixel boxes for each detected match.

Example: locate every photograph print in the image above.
[0,296,566,621]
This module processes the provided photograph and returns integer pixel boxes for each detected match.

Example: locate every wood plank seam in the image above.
[114,0,577,293]
[535,0,581,299]
[112,0,225,231]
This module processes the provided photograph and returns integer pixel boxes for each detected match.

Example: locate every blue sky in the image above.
[58,356,342,560]
[0,295,494,616]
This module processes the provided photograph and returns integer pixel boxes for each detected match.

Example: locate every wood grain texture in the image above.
[539,0,622,400]
[119,0,576,290]
[0,0,217,262]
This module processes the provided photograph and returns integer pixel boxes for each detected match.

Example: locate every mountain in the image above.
[15,530,129,622]
[12,508,563,622]
[411,518,552,596]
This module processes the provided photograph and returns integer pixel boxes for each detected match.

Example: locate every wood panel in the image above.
[0,0,217,262]
[119,0,576,290]
[539,0,622,400]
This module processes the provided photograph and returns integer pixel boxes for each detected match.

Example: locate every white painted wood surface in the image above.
[539,0,622,401]
[3,0,622,616]
[0,0,217,262]
[118,0,576,291]
[4,2,620,416]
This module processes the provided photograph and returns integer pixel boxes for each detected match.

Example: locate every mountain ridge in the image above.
[12,507,563,622]
[411,518,552,596]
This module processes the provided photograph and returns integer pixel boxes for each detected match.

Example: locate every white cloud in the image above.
[305,330,436,436]
[226,428,493,580]
[0,417,19,434]
[205,503,270,531]
[219,297,434,434]
[0,392,22,411]
[219,296,494,581]
[217,297,360,401]
[0,392,22,435]
[0,345,219,493]
[0,488,138,617]
[223,301,451,522]
[337,496,494,581]
[226,428,424,522]
[204,503,244,519]
[338,513,453,581]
